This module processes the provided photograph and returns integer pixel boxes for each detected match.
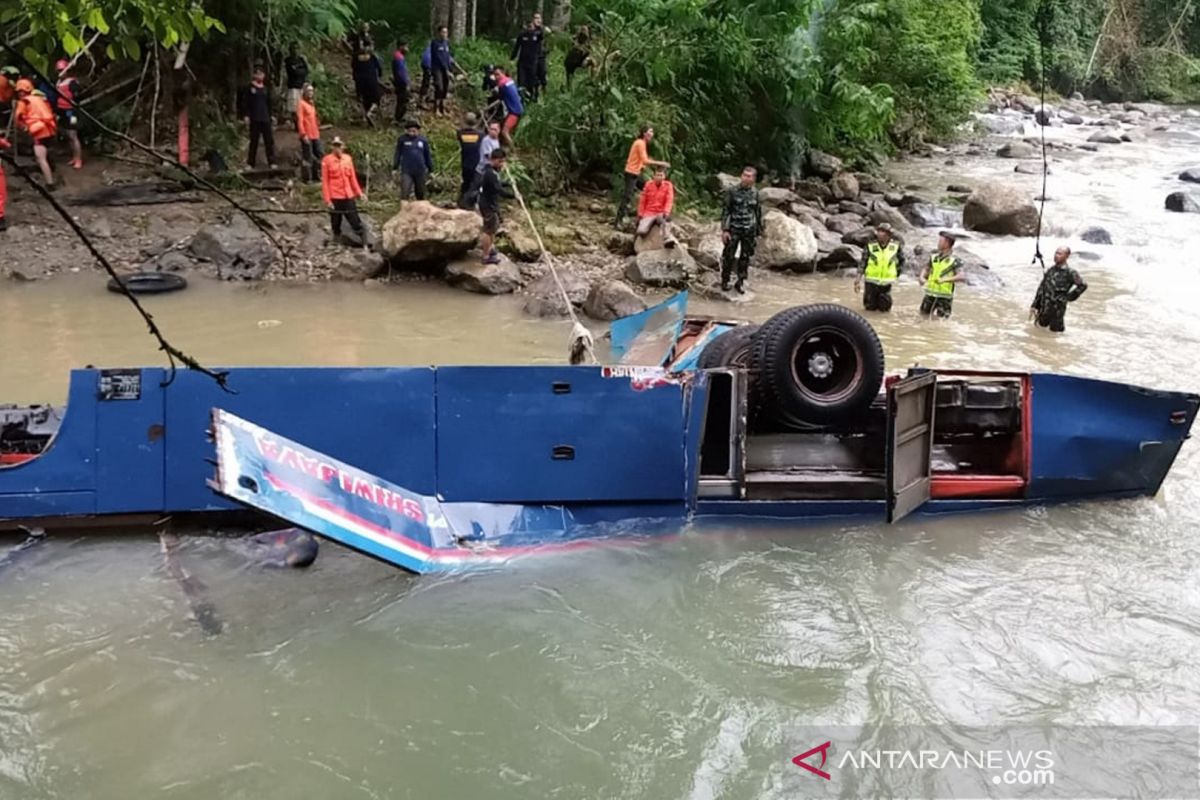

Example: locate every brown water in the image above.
[1,116,1199,799]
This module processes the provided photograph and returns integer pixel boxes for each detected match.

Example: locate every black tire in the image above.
[749,304,884,428]
[107,272,188,295]
[698,325,760,370]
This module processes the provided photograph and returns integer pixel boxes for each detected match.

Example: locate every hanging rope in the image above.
[1032,0,1051,271]
[0,150,233,391]
[0,43,293,275]
[504,167,597,366]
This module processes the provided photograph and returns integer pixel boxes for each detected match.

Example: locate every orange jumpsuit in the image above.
[0,137,9,221]
[17,92,57,142]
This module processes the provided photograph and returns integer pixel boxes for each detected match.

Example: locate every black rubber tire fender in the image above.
[749,304,884,428]
[698,324,761,370]
[107,272,189,295]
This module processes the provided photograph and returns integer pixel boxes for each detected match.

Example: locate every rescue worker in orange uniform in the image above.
[54,59,83,169]
[321,136,366,245]
[0,67,17,130]
[296,83,322,183]
[14,79,56,189]
[0,135,11,232]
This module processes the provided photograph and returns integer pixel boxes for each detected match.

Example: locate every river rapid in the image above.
[1,113,1199,798]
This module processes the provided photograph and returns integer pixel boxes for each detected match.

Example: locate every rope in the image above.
[0,150,233,392]
[1033,0,1050,272]
[504,166,597,366]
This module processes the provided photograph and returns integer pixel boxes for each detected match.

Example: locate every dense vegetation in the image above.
[3,0,1198,189]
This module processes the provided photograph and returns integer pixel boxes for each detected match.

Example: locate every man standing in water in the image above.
[1030,246,1088,332]
[919,231,965,319]
[615,124,669,228]
[720,166,764,294]
[856,223,905,312]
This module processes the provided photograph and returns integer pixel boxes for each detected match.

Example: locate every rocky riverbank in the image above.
[5,87,1199,323]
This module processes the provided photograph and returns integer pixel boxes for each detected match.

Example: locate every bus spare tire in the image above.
[698,325,760,369]
[107,272,188,295]
[749,304,884,427]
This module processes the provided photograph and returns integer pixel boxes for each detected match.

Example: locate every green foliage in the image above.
[1,0,223,68]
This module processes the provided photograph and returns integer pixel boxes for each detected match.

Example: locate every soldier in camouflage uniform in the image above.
[720,166,764,294]
[1030,246,1088,332]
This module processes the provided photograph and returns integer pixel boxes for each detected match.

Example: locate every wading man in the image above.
[856,223,905,312]
[720,166,764,294]
[919,231,965,319]
[1030,246,1087,332]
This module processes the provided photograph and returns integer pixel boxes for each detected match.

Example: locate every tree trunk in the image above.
[550,0,571,30]
[452,0,468,41]
[471,0,478,38]
[431,0,450,30]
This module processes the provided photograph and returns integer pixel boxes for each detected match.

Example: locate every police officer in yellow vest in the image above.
[919,230,966,319]
[855,223,905,312]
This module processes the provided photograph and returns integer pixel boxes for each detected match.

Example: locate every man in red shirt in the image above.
[321,136,366,246]
[296,83,321,183]
[635,166,677,247]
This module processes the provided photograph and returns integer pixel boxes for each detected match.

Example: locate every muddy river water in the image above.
[1,115,1200,798]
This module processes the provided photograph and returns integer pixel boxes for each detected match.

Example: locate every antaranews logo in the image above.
[792,741,833,781]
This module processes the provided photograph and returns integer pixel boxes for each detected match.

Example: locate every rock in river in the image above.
[584,280,646,321]
[997,142,1035,159]
[1079,226,1113,245]
[382,201,479,265]
[626,247,695,288]
[1179,169,1200,184]
[1087,132,1123,145]
[963,183,1039,237]
[753,211,817,272]
[444,256,522,294]
[807,150,844,180]
[829,172,860,201]
[188,217,275,280]
[1165,192,1200,214]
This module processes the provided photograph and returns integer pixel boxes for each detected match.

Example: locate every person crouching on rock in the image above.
[856,223,905,312]
[478,147,514,265]
[919,231,965,319]
[321,137,366,246]
[393,118,433,200]
[636,166,677,248]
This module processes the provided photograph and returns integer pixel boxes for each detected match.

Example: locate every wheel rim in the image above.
[788,325,864,407]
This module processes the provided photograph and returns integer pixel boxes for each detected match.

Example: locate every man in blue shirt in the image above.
[492,66,523,140]
[429,26,455,116]
[393,119,434,200]
[392,41,410,124]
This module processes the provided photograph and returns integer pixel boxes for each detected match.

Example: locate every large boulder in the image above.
[1079,226,1113,245]
[688,228,725,271]
[607,231,636,257]
[793,178,833,204]
[830,172,860,201]
[753,210,818,272]
[522,269,590,318]
[823,213,863,236]
[867,204,911,232]
[807,150,843,180]
[1087,131,1123,145]
[997,142,1035,159]
[188,217,275,280]
[841,227,876,247]
[838,200,870,217]
[333,251,386,281]
[498,226,542,262]
[760,187,800,208]
[381,202,479,265]
[633,223,671,254]
[625,247,695,288]
[902,203,955,229]
[1061,113,1084,125]
[1179,169,1200,184]
[444,257,522,294]
[975,113,1024,136]
[1165,192,1200,213]
[816,244,862,272]
[963,183,1039,237]
[584,280,646,321]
